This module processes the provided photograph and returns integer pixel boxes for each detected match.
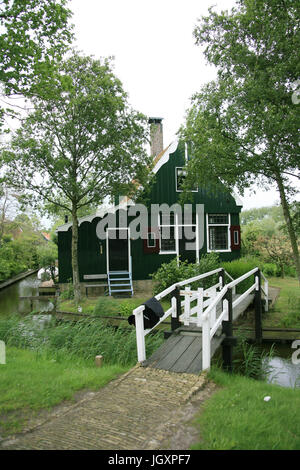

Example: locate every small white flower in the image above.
[264,396,271,402]
[78,306,82,313]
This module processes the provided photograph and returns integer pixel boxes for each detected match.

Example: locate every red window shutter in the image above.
[143,227,160,254]
[230,225,241,250]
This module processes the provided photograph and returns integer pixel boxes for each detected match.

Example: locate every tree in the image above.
[254,233,294,278]
[4,53,151,303]
[0,0,73,98]
[37,242,58,283]
[181,0,300,282]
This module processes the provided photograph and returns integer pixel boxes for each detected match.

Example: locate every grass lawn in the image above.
[192,368,300,450]
[0,346,128,437]
[263,277,300,328]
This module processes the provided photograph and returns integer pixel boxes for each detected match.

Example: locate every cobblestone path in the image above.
[1,365,210,450]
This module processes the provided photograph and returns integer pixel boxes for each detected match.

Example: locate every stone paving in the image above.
[0,365,209,450]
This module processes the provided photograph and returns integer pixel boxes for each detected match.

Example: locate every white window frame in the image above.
[206,213,231,253]
[147,231,156,248]
[233,229,239,246]
[175,167,198,193]
[158,213,200,263]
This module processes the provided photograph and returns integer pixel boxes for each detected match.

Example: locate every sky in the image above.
[68,0,289,210]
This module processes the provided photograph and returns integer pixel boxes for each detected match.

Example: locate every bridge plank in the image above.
[142,334,182,367]
[153,335,195,371]
[169,336,202,373]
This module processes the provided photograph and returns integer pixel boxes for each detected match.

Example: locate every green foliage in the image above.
[0,0,73,98]
[233,331,275,380]
[150,253,220,295]
[4,51,151,303]
[222,257,259,293]
[181,0,300,280]
[261,263,279,277]
[0,315,164,367]
[59,281,74,300]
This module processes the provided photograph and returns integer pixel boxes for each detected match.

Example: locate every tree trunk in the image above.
[71,206,81,304]
[275,174,300,284]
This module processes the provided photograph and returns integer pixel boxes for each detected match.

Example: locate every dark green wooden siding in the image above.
[58,140,242,283]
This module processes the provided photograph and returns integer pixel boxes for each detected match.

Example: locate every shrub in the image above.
[150,253,220,296]
[222,257,259,293]
[59,280,74,300]
[261,262,279,277]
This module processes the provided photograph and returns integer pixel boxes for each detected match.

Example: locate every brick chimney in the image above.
[148,117,164,157]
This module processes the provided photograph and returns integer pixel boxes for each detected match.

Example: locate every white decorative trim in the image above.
[232,191,243,207]
[56,199,131,232]
[152,140,179,174]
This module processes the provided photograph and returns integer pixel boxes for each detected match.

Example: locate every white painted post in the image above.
[134,306,146,362]
[202,316,211,371]
[197,287,203,327]
[209,286,217,328]
[184,286,191,326]
[223,298,229,321]
[265,279,269,312]
[171,295,177,318]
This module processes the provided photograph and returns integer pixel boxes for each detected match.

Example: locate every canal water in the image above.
[263,343,300,389]
[0,274,54,317]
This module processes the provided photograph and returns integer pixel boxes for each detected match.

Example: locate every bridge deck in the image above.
[142,293,254,374]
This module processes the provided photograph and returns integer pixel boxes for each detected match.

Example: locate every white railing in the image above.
[132,267,268,369]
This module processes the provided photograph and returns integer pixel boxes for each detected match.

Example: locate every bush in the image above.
[222,257,259,293]
[150,253,220,296]
[59,281,74,300]
[261,262,279,277]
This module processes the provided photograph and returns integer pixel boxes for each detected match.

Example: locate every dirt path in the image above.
[0,365,217,450]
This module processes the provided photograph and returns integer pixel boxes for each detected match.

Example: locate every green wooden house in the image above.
[57,118,242,295]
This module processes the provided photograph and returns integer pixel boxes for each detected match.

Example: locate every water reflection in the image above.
[0,274,54,317]
[264,344,300,389]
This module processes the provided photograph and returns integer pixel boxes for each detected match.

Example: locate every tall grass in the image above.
[232,331,276,380]
[0,315,164,366]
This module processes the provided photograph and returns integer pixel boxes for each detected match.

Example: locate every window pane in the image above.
[208,214,229,224]
[209,226,228,250]
[176,168,197,192]
[234,230,239,245]
[160,212,175,225]
[160,226,176,251]
[147,232,156,247]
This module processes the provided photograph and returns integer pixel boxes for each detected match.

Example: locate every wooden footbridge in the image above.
[132,267,269,373]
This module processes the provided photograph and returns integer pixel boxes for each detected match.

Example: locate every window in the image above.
[160,226,176,253]
[208,214,228,225]
[147,232,156,248]
[230,225,241,251]
[234,230,239,245]
[160,212,175,226]
[175,168,197,192]
[143,227,159,254]
[207,214,230,252]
